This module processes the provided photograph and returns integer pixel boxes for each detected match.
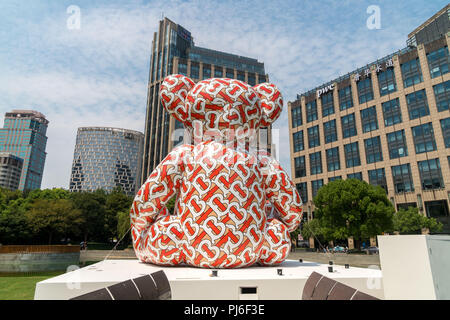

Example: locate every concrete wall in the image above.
[0,252,80,273]
[378,235,450,300]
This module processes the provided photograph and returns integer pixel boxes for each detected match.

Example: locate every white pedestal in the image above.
[34,259,384,300]
[378,235,450,300]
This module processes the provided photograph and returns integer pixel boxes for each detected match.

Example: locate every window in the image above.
[357,77,374,104]
[178,62,188,76]
[378,68,397,96]
[321,91,335,117]
[418,158,444,190]
[341,113,357,138]
[364,136,383,164]
[247,73,256,86]
[397,203,417,211]
[401,58,423,88]
[291,106,302,128]
[412,122,437,154]
[387,130,408,159]
[382,98,402,127]
[308,125,320,148]
[310,151,322,175]
[323,119,337,144]
[368,168,387,192]
[226,68,234,78]
[292,131,304,152]
[392,164,414,193]
[296,182,308,203]
[306,100,318,122]
[344,142,360,168]
[259,74,266,82]
[294,156,306,178]
[311,179,324,199]
[427,46,449,78]
[214,67,223,78]
[347,172,362,180]
[202,64,211,79]
[329,176,342,182]
[190,63,200,79]
[441,118,450,148]
[361,106,378,133]
[326,147,340,172]
[406,89,430,120]
[433,80,450,112]
[237,72,245,82]
[339,86,353,111]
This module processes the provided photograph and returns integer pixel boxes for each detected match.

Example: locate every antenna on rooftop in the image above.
[161,12,164,20]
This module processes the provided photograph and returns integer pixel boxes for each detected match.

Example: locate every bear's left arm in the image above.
[130,145,192,227]
[261,155,303,232]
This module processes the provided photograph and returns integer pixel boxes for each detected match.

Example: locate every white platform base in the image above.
[378,235,450,300]
[34,259,384,300]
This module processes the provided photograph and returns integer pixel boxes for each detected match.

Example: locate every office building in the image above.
[142,17,271,182]
[69,127,144,196]
[0,110,48,190]
[288,5,450,232]
[0,153,23,190]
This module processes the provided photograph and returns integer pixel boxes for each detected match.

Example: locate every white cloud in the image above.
[0,0,443,187]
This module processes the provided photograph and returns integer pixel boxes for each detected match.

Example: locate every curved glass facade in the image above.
[69,127,144,195]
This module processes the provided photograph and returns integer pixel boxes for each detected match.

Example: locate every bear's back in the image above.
[177,141,267,268]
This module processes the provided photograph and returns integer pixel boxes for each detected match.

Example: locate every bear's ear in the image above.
[253,83,283,126]
[160,74,195,123]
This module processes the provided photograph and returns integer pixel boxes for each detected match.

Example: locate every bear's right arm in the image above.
[130,144,193,244]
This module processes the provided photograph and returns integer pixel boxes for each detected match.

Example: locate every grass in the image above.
[0,271,64,300]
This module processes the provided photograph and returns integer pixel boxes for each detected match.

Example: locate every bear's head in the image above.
[160,74,283,143]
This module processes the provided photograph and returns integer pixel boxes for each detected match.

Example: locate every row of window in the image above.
[177,62,266,86]
[295,158,445,202]
[291,46,449,127]
[294,114,449,156]
[294,118,450,177]
[293,82,449,133]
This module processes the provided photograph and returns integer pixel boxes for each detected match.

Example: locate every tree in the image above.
[117,210,131,245]
[26,199,84,244]
[27,188,71,201]
[393,206,443,234]
[313,179,394,248]
[105,187,133,241]
[70,190,107,242]
[165,197,176,214]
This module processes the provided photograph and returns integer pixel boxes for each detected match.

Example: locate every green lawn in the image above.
[0,271,64,300]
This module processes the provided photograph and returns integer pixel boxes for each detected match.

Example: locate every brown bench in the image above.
[70,270,171,300]
[302,271,379,300]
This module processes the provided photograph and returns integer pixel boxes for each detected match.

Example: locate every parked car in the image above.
[367,246,379,255]
[332,246,346,253]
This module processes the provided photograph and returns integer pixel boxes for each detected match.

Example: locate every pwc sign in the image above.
[316,83,335,99]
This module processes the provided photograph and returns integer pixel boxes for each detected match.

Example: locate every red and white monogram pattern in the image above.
[130,75,303,268]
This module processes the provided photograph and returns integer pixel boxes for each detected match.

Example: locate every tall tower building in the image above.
[288,5,450,233]
[69,127,144,196]
[0,110,48,190]
[0,153,23,190]
[142,17,271,181]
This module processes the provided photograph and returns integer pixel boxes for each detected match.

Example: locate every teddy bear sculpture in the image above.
[130,74,303,268]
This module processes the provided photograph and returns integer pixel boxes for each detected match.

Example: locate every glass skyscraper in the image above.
[0,153,23,190]
[0,110,48,190]
[69,127,144,196]
[142,17,271,182]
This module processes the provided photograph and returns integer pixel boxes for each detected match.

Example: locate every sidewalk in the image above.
[81,249,380,268]
[288,250,380,268]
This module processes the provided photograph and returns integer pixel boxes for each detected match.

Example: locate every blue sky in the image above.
[0,0,447,189]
